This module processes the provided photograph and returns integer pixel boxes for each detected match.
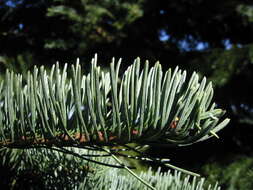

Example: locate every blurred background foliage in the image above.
[1,0,253,189]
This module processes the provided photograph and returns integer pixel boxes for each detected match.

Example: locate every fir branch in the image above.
[0,55,229,182]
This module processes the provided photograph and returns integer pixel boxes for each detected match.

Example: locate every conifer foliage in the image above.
[0,55,229,189]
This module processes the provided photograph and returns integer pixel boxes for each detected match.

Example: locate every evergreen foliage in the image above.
[0,56,229,148]
[0,147,220,190]
[0,55,229,189]
[202,156,253,190]
[1,0,252,188]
